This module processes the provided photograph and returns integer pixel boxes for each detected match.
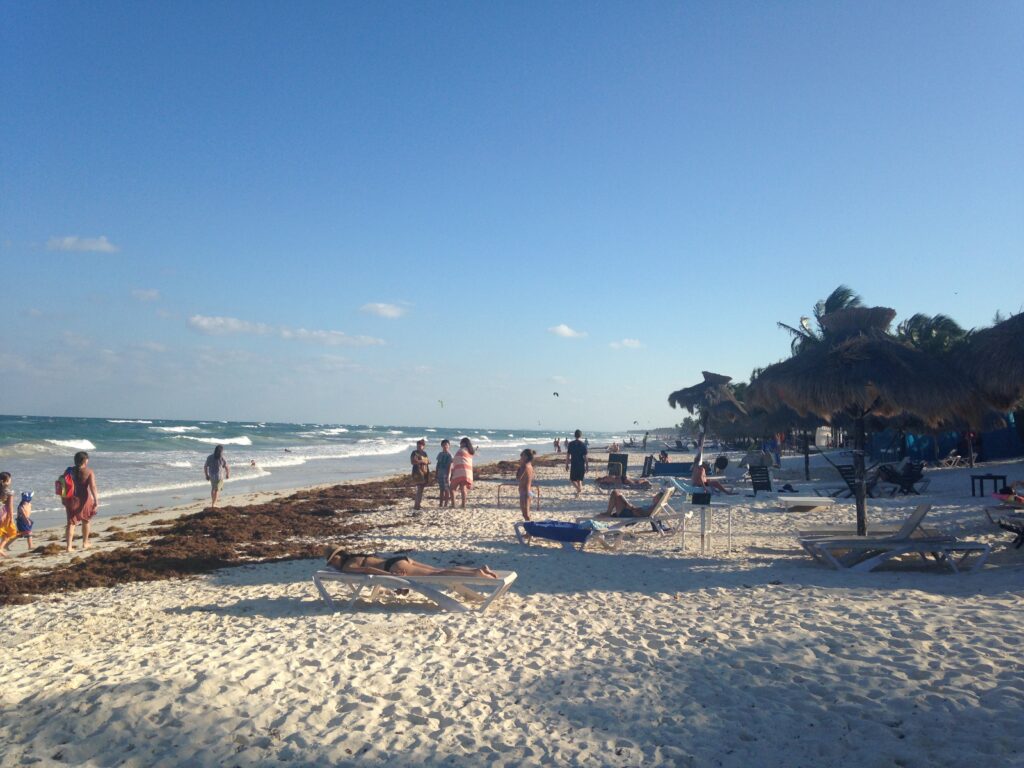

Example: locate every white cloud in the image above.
[188,314,383,347]
[132,288,161,302]
[47,235,120,253]
[548,324,586,339]
[610,338,642,349]
[188,315,272,336]
[360,302,407,319]
[280,328,384,347]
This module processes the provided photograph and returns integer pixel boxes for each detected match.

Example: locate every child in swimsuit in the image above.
[16,491,33,550]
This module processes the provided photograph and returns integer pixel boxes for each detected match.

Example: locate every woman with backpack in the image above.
[63,450,99,552]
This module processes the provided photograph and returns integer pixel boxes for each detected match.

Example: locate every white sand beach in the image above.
[2,454,1024,767]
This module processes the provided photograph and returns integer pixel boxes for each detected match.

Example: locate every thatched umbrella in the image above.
[747,307,991,535]
[959,312,1024,412]
[668,371,747,465]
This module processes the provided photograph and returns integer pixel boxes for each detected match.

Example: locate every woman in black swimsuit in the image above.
[325,547,498,578]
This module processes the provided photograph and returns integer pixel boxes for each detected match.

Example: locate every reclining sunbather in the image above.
[605,488,667,518]
[595,474,651,490]
[691,462,735,495]
[325,546,498,578]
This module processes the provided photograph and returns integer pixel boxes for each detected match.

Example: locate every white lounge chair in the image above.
[798,504,989,573]
[313,569,518,612]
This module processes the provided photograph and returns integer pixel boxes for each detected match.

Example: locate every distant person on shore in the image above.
[517,449,536,521]
[410,439,430,511]
[642,432,649,451]
[659,450,670,463]
[16,491,34,550]
[0,472,16,557]
[565,429,589,498]
[435,439,454,508]
[554,437,561,454]
[325,546,498,578]
[451,437,476,508]
[204,445,230,507]
[63,451,99,551]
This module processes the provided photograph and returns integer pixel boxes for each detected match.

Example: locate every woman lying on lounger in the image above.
[604,488,670,518]
[594,474,651,490]
[324,546,498,578]
[691,461,735,495]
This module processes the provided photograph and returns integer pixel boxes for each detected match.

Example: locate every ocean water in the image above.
[0,415,617,530]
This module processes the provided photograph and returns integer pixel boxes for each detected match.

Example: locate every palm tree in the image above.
[777,285,863,355]
[896,313,969,356]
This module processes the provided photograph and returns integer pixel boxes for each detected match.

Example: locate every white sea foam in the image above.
[175,435,253,446]
[166,461,192,468]
[387,430,403,435]
[151,426,201,433]
[45,439,97,451]
[107,419,154,424]
[425,428,437,432]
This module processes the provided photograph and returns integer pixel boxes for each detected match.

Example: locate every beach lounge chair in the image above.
[607,452,629,478]
[798,504,989,573]
[937,449,962,468]
[649,461,694,477]
[312,568,518,612]
[819,464,882,499]
[878,461,931,496]
[985,509,1024,549]
[743,466,836,511]
[748,466,774,496]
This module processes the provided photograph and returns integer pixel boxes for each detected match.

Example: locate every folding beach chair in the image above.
[878,462,931,496]
[607,452,629,478]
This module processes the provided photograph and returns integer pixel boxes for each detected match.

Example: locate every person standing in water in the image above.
[410,438,430,511]
[204,445,230,507]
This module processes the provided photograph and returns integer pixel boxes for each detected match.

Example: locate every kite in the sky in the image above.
[438,399,444,408]
[552,392,559,397]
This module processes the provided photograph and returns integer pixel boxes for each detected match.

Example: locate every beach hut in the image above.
[747,306,990,536]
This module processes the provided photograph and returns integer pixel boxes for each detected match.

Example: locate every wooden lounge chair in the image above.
[937,449,963,468]
[818,464,882,499]
[985,509,1024,549]
[745,465,835,511]
[878,462,931,496]
[313,568,518,612]
[798,504,989,573]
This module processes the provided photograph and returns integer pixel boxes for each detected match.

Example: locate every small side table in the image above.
[971,474,1007,497]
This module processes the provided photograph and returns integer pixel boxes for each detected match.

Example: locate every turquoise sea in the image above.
[0,415,618,529]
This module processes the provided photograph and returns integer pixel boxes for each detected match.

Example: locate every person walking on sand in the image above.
[16,491,34,550]
[63,451,99,551]
[0,472,17,557]
[435,439,454,508]
[517,449,536,521]
[204,445,230,507]
[410,438,430,511]
[450,437,475,509]
[565,429,589,498]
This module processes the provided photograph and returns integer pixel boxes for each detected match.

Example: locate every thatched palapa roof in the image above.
[747,309,992,429]
[959,312,1024,411]
[668,371,747,423]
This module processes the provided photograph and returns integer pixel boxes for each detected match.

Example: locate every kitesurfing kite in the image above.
[552,392,559,397]
[438,399,444,409]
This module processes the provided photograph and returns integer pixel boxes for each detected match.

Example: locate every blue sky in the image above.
[2,2,1022,431]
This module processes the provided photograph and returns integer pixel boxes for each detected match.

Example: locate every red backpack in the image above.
[55,467,76,499]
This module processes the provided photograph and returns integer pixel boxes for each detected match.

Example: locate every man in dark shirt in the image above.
[565,429,589,498]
